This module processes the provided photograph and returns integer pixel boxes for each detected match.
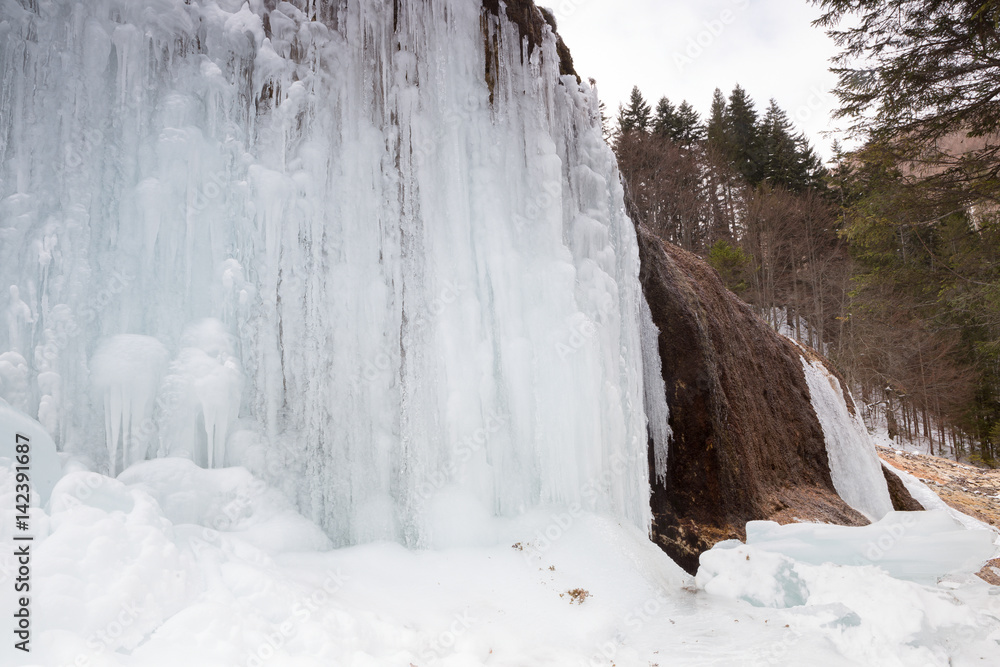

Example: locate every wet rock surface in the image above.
[636,225,907,573]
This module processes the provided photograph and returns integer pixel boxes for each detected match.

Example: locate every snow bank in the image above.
[1,460,997,666]
[740,512,995,585]
[802,357,894,520]
[882,458,1000,533]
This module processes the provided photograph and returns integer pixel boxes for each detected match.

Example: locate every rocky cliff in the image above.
[636,225,921,573]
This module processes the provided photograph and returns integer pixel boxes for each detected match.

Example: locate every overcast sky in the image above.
[552,0,845,159]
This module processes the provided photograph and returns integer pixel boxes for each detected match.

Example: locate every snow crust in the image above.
[0,0,650,543]
[802,357,894,520]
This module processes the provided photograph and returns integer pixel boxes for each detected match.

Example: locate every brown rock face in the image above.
[636,225,916,573]
[481,0,577,79]
[881,463,926,512]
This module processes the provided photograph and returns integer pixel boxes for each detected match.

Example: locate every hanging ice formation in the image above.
[0,0,652,546]
[801,358,893,520]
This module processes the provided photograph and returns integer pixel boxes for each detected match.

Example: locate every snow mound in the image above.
[740,511,995,585]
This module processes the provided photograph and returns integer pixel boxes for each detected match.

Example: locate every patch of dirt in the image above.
[562,588,590,604]
[977,558,1000,586]
[877,446,1000,528]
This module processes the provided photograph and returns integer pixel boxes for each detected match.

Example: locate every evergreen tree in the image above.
[726,85,764,185]
[674,101,703,147]
[617,86,652,135]
[814,0,1000,204]
[653,97,678,138]
[706,88,729,155]
[761,99,807,190]
[653,97,703,147]
[796,140,827,190]
[830,139,845,162]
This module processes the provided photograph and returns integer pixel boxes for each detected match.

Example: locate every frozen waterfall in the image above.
[0,0,652,545]
[802,357,893,521]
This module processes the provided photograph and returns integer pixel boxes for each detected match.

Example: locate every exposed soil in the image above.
[877,447,1000,529]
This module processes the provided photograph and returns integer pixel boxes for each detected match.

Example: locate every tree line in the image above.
[614,84,846,357]
[613,53,1000,463]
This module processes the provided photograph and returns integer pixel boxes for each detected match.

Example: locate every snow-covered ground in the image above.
[872,427,961,461]
[2,451,999,667]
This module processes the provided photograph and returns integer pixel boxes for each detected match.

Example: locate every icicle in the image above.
[91,336,169,476]
[159,320,243,469]
[641,297,671,485]
[5,286,33,354]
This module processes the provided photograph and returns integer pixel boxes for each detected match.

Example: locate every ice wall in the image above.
[0,0,651,544]
[802,358,893,520]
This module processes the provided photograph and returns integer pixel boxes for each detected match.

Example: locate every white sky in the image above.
[552,0,845,159]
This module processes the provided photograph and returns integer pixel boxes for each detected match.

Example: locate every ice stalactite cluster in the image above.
[90,335,169,475]
[0,0,652,545]
[640,297,671,484]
